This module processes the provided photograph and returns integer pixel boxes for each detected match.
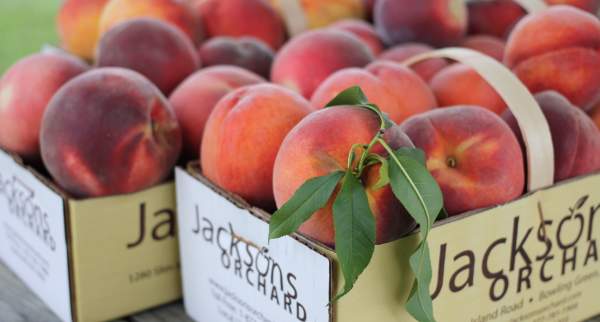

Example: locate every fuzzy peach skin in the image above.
[378,43,450,82]
[271,29,374,99]
[99,0,203,44]
[545,0,600,13]
[329,19,384,55]
[40,68,181,198]
[467,0,526,38]
[503,91,600,181]
[198,37,274,79]
[374,0,468,47]
[460,35,506,61]
[311,61,437,123]
[0,53,89,160]
[430,64,506,115]
[201,84,314,210]
[169,66,265,159]
[400,106,525,216]
[96,18,199,95]
[197,0,286,50]
[591,103,600,130]
[57,0,110,60]
[273,106,417,246]
[269,0,365,29]
[504,6,600,110]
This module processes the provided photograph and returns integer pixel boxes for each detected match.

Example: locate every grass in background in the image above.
[0,0,61,73]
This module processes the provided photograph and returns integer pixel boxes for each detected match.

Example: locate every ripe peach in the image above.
[311,61,437,123]
[378,43,450,81]
[197,37,274,78]
[271,29,374,98]
[399,106,525,216]
[99,0,203,44]
[374,0,468,46]
[429,64,506,115]
[590,103,600,130]
[504,6,600,110]
[57,0,110,60]
[0,53,89,160]
[329,19,384,55]
[169,66,265,159]
[503,91,600,181]
[269,0,365,29]
[197,0,286,50]
[460,35,506,61]
[40,68,181,197]
[545,0,600,13]
[273,106,417,246]
[96,18,199,95]
[467,0,526,38]
[201,84,314,210]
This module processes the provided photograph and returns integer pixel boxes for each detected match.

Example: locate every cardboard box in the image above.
[175,47,599,322]
[177,164,600,322]
[0,149,181,322]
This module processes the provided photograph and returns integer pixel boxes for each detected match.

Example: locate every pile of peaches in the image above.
[0,0,599,245]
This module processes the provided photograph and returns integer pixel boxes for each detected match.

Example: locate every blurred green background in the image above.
[0,0,61,73]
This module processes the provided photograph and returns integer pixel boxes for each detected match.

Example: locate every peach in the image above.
[96,18,199,95]
[40,68,181,197]
[99,0,203,44]
[374,0,468,46]
[460,35,506,61]
[271,29,374,98]
[197,0,286,50]
[429,64,506,115]
[399,106,525,216]
[503,91,600,181]
[197,37,274,78]
[590,103,600,130]
[364,0,376,20]
[504,6,600,110]
[273,106,417,246]
[545,0,600,13]
[201,84,314,210]
[57,0,110,60]
[311,61,437,123]
[329,19,384,55]
[378,43,450,81]
[169,66,265,159]
[269,0,365,29]
[0,53,89,160]
[467,0,526,38]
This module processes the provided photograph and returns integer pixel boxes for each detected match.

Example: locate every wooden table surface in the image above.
[1,261,599,322]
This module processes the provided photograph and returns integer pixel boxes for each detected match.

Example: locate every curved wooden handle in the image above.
[513,0,548,14]
[403,48,555,191]
[277,0,308,36]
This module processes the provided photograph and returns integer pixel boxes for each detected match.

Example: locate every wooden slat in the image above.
[129,303,193,322]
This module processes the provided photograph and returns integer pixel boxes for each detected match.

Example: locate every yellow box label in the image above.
[68,182,181,322]
[336,174,600,322]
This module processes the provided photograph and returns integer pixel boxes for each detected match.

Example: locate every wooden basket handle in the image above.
[403,48,555,191]
[278,0,308,36]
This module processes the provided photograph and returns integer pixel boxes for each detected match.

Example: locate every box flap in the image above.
[0,149,72,322]
[176,167,333,322]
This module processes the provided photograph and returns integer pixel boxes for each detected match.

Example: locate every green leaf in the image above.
[332,171,376,300]
[325,86,369,107]
[406,243,435,322]
[394,147,427,166]
[386,149,443,322]
[269,171,344,240]
[373,158,389,190]
[388,154,443,237]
